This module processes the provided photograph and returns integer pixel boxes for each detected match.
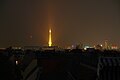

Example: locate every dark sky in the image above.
[0,0,120,47]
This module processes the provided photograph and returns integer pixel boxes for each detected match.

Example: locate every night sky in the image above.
[0,0,120,47]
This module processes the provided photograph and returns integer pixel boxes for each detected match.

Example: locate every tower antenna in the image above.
[48,29,52,47]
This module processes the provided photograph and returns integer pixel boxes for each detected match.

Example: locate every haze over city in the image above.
[0,0,120,47]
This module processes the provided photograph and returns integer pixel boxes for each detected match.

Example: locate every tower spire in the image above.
[48,28,52,47]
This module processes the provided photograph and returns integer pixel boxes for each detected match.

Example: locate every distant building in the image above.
[104,40,108,49]
[22,46,42,50]
[75,43,84,49]
[111,45,118,50]
[12,46,22,50]
[84,45,93,50]
[42,46,63,51]
[95,44,103,50]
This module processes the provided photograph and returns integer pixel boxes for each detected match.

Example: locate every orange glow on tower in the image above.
[48,29,52,47]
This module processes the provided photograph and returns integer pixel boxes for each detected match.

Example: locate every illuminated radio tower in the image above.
[48,29,52,47]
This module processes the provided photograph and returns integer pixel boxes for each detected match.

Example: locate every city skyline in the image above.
[0,0,120,47]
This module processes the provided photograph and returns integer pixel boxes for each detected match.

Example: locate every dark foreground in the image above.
[0,48,120,80]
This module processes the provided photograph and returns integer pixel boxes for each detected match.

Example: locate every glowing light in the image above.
[100,44,103,47]
[48,29,52,47]
[16,61,18,65]
[84,46,90,50]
